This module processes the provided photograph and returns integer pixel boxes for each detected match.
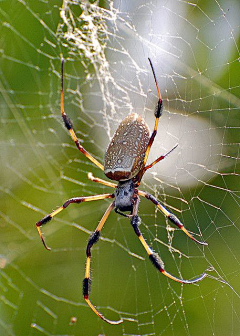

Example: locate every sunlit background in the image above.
[0,1,240,335]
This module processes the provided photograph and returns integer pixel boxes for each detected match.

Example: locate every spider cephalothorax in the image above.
[36,58,208,325]
[114,179,135,212]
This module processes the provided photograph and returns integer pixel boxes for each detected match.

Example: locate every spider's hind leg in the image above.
[136,58,163,185]
[61,60,104,171]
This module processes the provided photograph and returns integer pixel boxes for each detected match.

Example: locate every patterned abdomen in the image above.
[104,113,150,181]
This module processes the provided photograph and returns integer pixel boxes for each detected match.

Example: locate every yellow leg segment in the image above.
[88,172,117,189]
[82,202,123,324]
[136,59,163,184]
[84,298,123,325]
[36,193,114,250]
[131,198,207,285]
[138,190,207,246]
[61,59,104,171]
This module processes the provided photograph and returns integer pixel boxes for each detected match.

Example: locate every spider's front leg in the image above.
[130,196,207,284]
[83,201,123,325]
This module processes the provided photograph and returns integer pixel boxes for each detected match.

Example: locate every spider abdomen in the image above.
[104,113,150,181]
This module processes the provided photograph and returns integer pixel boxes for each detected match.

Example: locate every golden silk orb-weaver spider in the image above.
[36,58,208,325]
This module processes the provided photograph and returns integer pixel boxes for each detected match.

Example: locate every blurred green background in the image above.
[0,1,240,335]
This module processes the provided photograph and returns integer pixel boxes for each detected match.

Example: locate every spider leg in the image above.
[138,190,207,246]
[136,58,163,184]
[36,193,114,250]
[114,208,132,218]
[87,172,117,188]
[143,144,178,173]
[130,196,207,284]
[83,201,123,325]
[61,60,104,171]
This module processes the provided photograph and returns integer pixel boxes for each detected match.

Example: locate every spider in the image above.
[36,58,208,325]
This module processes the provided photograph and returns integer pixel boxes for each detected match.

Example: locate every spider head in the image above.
[115,179,135,212]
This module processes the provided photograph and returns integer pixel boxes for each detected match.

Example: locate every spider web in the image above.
[0,0,240,335]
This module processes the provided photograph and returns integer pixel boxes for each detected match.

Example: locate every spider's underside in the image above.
[36,58,208,325]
